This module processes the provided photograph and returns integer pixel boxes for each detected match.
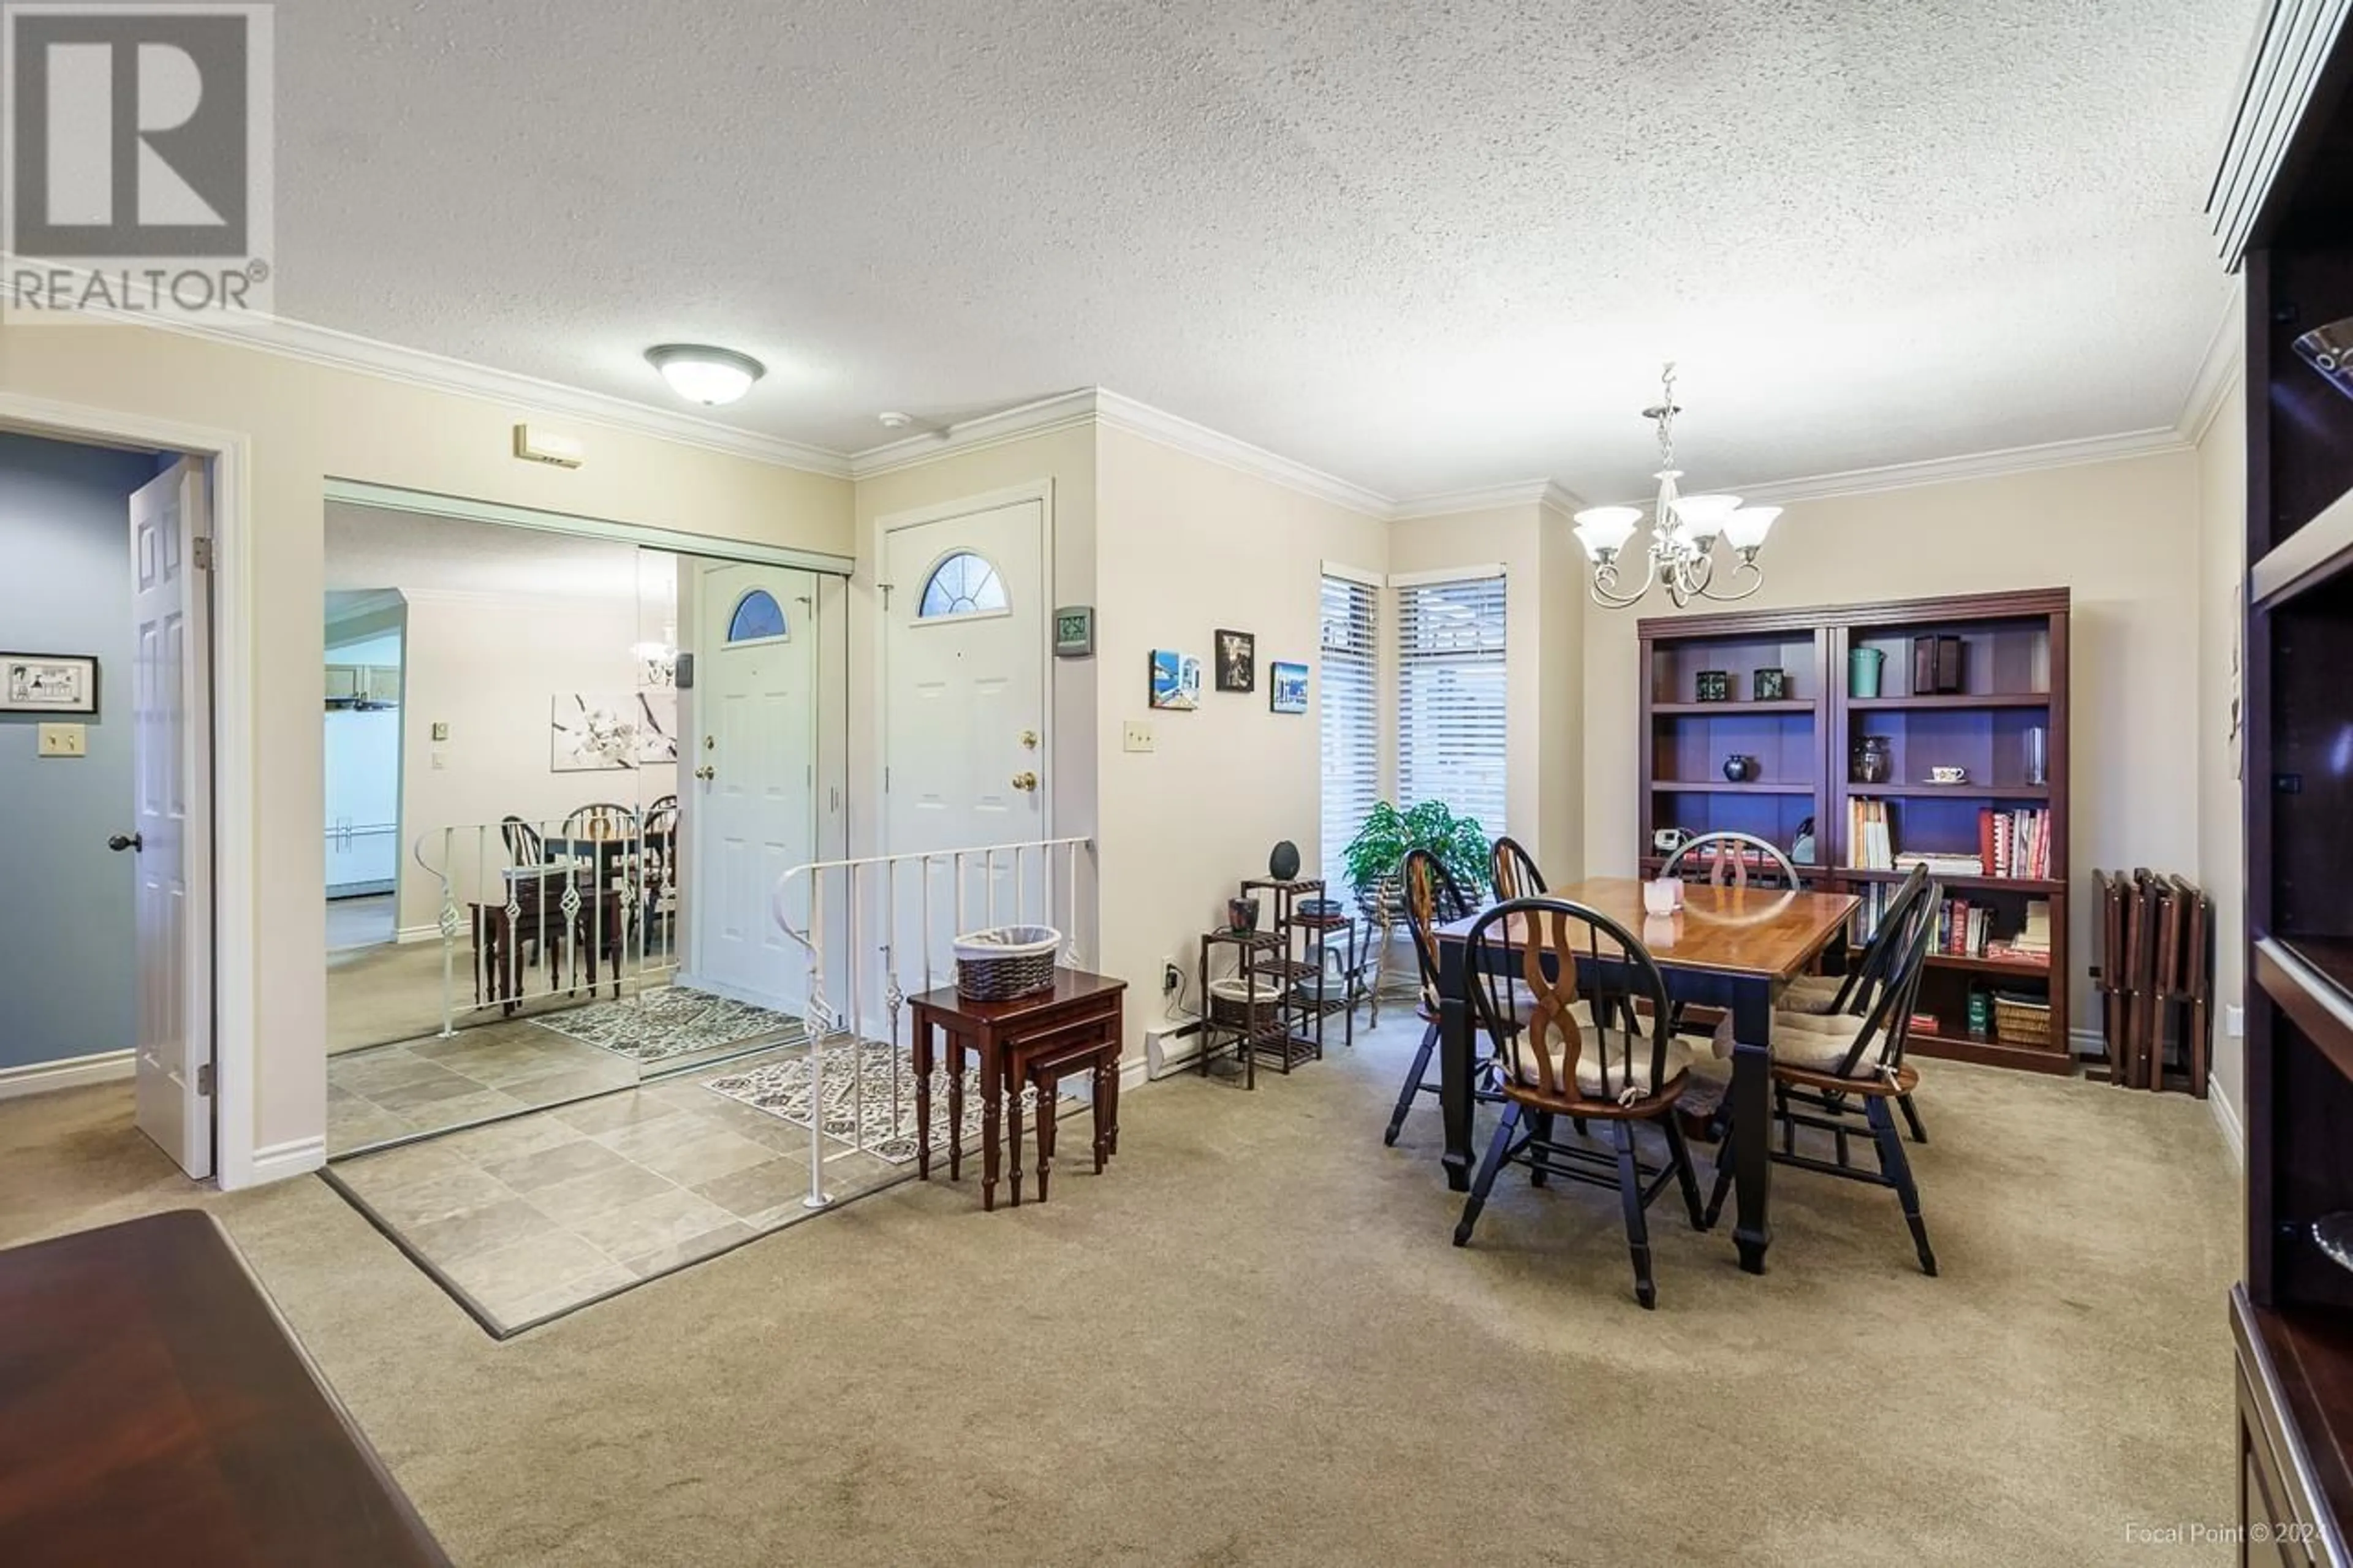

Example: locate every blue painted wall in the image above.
[0,432,159,1072]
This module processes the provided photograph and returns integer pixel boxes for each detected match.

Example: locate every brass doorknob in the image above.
[694,765,716,782]
[1011,771,1039,792]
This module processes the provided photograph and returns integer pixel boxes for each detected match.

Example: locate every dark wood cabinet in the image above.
[2224,6,2353,1562]
[1638,588,2071,1073]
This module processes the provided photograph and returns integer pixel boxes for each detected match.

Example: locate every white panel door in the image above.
[130,459,213,1179]
[688,563,818,1010]
[882,499,1047,979]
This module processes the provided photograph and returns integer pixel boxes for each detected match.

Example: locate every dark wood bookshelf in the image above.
[1639,588,2071,1071]
[2226,8,2353,1555]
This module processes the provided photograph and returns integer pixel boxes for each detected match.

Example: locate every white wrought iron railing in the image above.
[771,835,1096,1208]
[411,812,682,1039]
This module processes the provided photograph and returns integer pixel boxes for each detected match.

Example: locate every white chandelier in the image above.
[1572,363,1781,609]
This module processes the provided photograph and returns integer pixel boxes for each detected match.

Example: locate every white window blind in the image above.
[1396,572,1507,838]
[1319,574,1380,892]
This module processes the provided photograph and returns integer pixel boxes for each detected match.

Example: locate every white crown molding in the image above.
[2178,284,2248,449]
[1,265,852,478]
[1392,479,1584,521]
[1091,389,1396,518]
[1694,426,2196,510]
[847,389,1100,479]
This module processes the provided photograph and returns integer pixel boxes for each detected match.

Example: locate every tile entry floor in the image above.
[328,1056,917,1335]
[327,1025,641,1157]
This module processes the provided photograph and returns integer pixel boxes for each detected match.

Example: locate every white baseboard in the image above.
[247,1135,327,1185]
[395,924,442,945]
[2209,1081,2245,1167]
[0,1048,135,1101]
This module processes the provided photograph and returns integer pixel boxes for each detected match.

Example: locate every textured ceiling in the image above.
[271,0,2253,499]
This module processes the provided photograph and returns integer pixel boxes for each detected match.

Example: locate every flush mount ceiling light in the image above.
[1572,362,1783,610]
[645,344,765,407]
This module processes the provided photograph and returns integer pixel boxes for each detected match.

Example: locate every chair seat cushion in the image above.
[1779,974,1849,1015]
[1504,1007,1713,1104]
[1770,1010,1884,1076]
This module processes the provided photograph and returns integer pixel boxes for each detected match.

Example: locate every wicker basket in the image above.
[952,926,1060,1002]
[1208,974,1289,1033]
[1993,992,2052,1048]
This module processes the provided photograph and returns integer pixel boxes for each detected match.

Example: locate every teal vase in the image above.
[1849,646,1885,699]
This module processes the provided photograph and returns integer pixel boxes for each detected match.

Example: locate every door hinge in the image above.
[879,582,894,609]
[196,1062,214,1097]
[192,537,214,570]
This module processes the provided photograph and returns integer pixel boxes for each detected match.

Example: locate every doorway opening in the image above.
[0,427,217,1183]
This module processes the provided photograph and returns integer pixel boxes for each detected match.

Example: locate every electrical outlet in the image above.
[36,723,86,758]
[1123,720,1156,754]
[1162,960,1182,994]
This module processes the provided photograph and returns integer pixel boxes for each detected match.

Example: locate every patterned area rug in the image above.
[702,1040,1075,1165]
[532,987,805,1062]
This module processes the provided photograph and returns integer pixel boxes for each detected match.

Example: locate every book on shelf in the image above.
[1847,798,1896,870]
[1898,851,1985,877]
[1977,806,2053,880]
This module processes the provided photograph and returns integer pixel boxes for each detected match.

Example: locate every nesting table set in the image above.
[907,969,1127,1211]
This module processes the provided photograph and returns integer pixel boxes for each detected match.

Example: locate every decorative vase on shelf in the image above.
[1721,753,1759,783]
[1227,896,1260,934]
[1854,735,1893,785]
[1849,646,1885,699]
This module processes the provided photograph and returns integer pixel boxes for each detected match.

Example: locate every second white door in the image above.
[688,563,819,1011]
[882,498,1047,973]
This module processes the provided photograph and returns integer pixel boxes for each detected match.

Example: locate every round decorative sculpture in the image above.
[1722,753,1759,782]
[1269,839,1301,880]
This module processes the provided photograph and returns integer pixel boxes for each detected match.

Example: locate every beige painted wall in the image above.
[2196,371,2249,1124]
[0,322,851,1164]
[1091,426,1390,1042]
[393,587,676,936]
[1583,452,2206,1032]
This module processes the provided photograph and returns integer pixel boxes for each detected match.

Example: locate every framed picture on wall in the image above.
[1214,629,1256,692]
[1,653,97,714]
[1148,650,1200,711]
[1269,661,1308,714]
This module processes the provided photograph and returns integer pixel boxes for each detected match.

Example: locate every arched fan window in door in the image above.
[917,551,1009,619]
[726,588,789,643]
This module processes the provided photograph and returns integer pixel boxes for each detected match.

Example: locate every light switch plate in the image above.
[36,722,86,758]
[1122,720,1156,754]
[2226,1004,2245,1039]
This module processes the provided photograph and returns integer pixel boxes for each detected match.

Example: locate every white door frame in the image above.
[872,480,1056,855]
[0,391,258,1189]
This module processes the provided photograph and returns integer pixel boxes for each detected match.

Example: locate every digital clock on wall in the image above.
[1054,606,1094,658]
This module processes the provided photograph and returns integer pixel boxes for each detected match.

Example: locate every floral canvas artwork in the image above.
[551,694,638,772]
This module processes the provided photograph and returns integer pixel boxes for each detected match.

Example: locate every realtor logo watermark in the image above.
[2,2,273,320]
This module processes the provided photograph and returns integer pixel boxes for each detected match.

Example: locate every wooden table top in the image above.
[0,1210,448,1566]
[909,967,1127,1025]
[1436,876,1859,982]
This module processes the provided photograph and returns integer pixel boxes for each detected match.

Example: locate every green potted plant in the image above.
[1343,799,1491,925]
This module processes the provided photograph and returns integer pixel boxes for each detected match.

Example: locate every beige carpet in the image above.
[0,1020,2240,1568]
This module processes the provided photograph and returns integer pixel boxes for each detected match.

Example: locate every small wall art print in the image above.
[1148,650,1201,711]
[1270,661,1309,714]
[1214,629,1256,693]
[551,693,638,772]
[2,653,97,714]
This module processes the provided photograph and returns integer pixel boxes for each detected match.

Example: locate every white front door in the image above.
[687,562,818,1010]
[882,498,1048,977]
[130,459,213,1179]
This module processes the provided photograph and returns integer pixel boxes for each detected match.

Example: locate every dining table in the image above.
[1434,876,1860,1274]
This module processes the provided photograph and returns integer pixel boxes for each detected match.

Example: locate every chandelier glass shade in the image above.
[1572,363,1781,609]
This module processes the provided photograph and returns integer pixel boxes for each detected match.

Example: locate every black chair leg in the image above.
[1453,1102,1520,1247]
[1897,1091,1928,1145]
[1867,1096,1938,1276]
[1661,1115,1707,1230]
[1384,1020,1440,1146]
[1703,1109,1737,1229]
[1528,1111,1553,1186]
[1610,1118,1658,1309]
